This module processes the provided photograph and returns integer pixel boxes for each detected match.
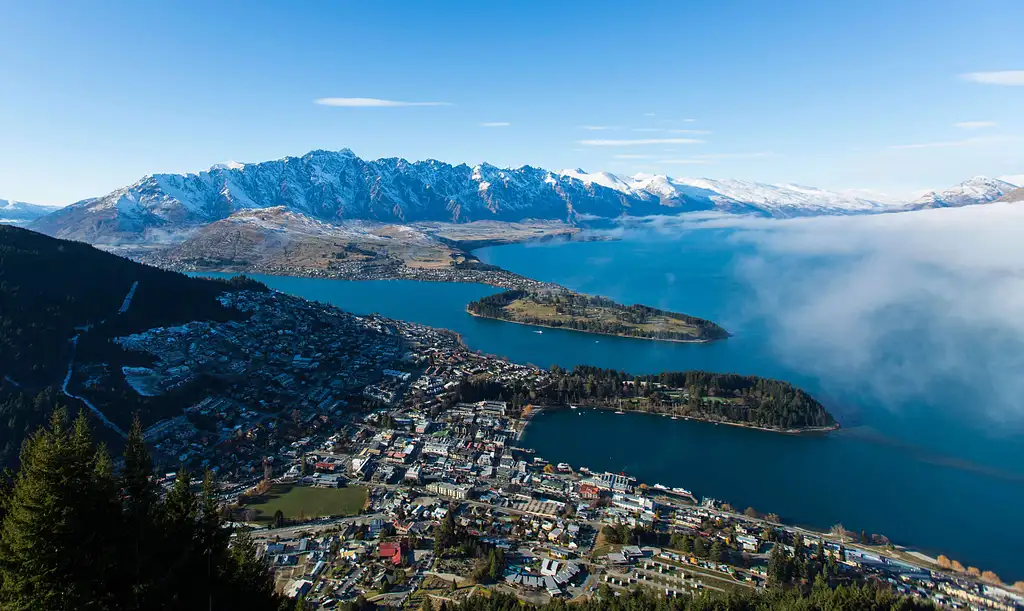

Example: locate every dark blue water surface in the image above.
[199,229,1024,580]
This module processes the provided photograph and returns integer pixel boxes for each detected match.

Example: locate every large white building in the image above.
[427,481,471,500]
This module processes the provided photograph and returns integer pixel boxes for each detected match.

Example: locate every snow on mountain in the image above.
[556,169,894,217]
[0,199,62,225]
[904,176,1018,210]
[31,150,655,243]
[558,168,635,193]
[25,148,1016,245]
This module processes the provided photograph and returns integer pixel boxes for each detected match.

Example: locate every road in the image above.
[61,335,127,438]
[251,512,386,540]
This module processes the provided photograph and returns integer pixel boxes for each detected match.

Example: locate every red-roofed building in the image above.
[377,539,409,566]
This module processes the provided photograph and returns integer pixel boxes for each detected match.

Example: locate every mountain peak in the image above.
[907,175,1017,210]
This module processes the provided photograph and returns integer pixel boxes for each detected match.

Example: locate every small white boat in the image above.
[614,411,625,415]
[570,405,578,410]
[534,330,543,334]
[671,416,678,420]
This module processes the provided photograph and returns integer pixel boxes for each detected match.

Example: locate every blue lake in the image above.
[199,227,1024,580]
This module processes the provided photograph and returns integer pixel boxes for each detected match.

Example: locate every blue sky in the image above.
[2,0,1023,205]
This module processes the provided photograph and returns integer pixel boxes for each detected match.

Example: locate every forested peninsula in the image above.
[457,365,838,432]
[467,290,729,343]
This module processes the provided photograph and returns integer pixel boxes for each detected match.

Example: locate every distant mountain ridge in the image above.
[25,148,1021,244]
[0,199,60,224]
[903,176,1018,210]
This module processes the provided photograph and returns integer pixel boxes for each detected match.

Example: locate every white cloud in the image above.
[614,154,654,159]
[953,121,996,129]
[630,128,712,135]
[683,118,697,122]
[651,152,772,165]
[643,112,656,117]
[961,70,1024,86]
[579,125,618,131]
[479,121,511,127]
[607,204,1024,422]
[314,97,453,107]
[889,136,1007,150]
[579,138,705,147]
[694,151,774,160]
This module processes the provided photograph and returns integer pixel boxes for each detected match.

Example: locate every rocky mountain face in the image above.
[0,199,60,225]
[30,150,656,244]
[25,149,1022,245]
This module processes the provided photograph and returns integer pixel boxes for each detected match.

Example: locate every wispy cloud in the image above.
[579,138,705,147]
[683,118,697,122]
[614,154,654,159]
[630,128,713,135]
[889,136,1007,149]
[961,70,1024,86]
[479,121,511,127]
[650,152,773,164]
[314,97,453,107]
[643,112,656,117]
[694,151,774,160]
[953,121,996,129]
[580,125,618,131]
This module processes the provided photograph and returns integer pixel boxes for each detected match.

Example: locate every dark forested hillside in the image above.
[0,225,264,466]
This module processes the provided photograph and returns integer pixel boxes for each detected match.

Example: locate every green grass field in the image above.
[239,483,368,523]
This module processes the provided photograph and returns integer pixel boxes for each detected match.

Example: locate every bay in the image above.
[197,227,1024,580]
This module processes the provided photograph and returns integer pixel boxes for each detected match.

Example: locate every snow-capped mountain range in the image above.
[0,199,61,225]
[22,149,1023,244]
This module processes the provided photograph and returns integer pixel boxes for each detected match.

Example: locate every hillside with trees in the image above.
[467,290,729,342]
[0,225,264,466]
[0,410,285,610]
[457,365,836,431]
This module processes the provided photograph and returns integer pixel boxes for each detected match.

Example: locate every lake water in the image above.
[198,227,1024,580]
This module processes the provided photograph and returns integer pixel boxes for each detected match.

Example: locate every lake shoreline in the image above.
[523,403,840,437]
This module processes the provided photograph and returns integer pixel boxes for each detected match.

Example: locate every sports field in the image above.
[239,483,368,523]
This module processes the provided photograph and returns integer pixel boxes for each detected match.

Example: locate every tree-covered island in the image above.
[467,289,730,343]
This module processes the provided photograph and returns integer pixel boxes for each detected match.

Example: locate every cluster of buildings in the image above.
[103,288,1022,610]
[241,388,1023,610]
